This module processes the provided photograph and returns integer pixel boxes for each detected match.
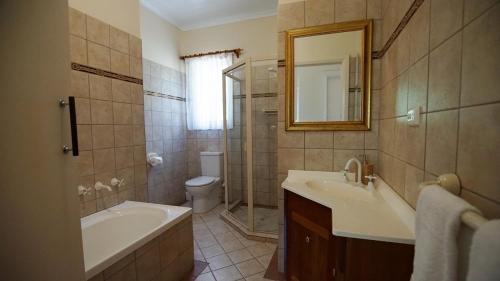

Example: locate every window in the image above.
[185,53,233,130]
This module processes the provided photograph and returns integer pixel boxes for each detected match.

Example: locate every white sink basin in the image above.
[282,170,415,244]
[305,179,375,202]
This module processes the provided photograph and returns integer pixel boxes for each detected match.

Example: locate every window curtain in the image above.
[186,53,233,130]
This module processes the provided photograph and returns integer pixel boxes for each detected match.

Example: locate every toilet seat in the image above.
[185,176,219,187]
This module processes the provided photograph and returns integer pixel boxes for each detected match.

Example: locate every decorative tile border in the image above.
[144,90,186,102]
[71,62,143,85]
[372,0,425,59]
[233,92,278,99]
[278,0,425,63]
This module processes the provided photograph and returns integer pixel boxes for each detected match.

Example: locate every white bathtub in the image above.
[81,201,192,280]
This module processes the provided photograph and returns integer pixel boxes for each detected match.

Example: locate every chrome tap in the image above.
[344,158,362,184]
[94,181,112,192]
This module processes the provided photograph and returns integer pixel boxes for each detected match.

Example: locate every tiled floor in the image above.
[192,204,277,281]
[230,206,279,234]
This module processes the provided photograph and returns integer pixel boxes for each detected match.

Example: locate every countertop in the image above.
[282,170,416,245]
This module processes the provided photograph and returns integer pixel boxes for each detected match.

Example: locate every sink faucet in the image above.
[344,158,362,184]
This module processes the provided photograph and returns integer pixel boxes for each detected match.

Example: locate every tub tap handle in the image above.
[111,177,125,188]
[95,181,112,192]
[77,185,91,196]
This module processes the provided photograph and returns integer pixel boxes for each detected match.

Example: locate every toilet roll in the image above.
[147,152,163,166]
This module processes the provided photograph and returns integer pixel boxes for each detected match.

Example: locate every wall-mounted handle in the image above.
[59,97,79,156]
[305,235,310,244]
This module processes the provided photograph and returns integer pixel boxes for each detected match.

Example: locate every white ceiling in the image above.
[141,0,278,31]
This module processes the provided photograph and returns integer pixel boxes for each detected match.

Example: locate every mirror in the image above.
[285,20,372,131]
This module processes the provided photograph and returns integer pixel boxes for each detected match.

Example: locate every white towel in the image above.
[466,220,500,281]
[411,185,478,281]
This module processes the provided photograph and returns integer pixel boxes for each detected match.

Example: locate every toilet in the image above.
[185,151,223,213]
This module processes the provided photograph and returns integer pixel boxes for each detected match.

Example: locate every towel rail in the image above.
[418,173,488,230]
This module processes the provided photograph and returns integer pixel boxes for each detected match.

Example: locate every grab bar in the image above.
[418,173,487,230]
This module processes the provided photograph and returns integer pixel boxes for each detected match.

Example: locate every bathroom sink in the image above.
[282,170,416,244]
[305,179,375,202]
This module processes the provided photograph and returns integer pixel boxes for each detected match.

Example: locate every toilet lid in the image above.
[185,176,217,187]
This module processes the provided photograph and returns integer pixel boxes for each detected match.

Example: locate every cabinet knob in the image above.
[305,235,310,243]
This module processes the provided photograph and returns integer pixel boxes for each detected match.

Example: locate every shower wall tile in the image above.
[92,125,115,149]
[335,0,366,22]
[111,79,132,103]
[88,41,111,71]
[110,49,130,76]
[75,98,91,124]
[86,15,110,46]
[428,32,462,111]
[305,0,334,27]
[377,0,500,220]
[276,0,381,272]
[69,35,87,65]
[110,26,129,54]
[278,1,305,32]
[70,70,90,98]
[89,74,112,100]
[460,4,500,106]
[429,0,463,48]
[457,103,500,202]
[68,7,86,39]
[305,149,333,171]
[69,8,146,217]
[113,102,132,124]
[143,58,187,206]
[129,35,142,58]
[91,100,113,124]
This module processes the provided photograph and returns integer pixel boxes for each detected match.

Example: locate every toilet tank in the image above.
[200,151,224,178]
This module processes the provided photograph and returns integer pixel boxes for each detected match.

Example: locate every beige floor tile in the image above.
[195,228,213,239]
[256,254,273,268]
[215,231,237,244]
[227,249,254,264]
[202,244,225,259]
[212,265,243,281]
[235,259,265,277]
[196,233,218,249]
[210,224,232,235]
[207,254,233,271]
[221,239,245,253]
[194,247,205,262]
[195,272,216,281]
[246,243,273,258]
[239,238,259,248]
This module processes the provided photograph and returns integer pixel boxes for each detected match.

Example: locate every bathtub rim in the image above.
[81,201,192,280]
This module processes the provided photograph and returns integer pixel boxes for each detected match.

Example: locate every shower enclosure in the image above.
[222,59,278,239]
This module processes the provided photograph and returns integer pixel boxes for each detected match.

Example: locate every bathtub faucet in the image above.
[95,181,112,192]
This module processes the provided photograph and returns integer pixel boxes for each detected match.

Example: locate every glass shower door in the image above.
[251,60,278,234]
[223,61,251,230]
[222,59,279,237]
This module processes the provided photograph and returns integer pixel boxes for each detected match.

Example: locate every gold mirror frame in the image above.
[285,20,373,131]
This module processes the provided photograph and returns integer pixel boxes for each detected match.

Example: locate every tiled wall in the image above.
[227,80,245,204]
[143,59,188,205]
[69,8,148,217]
[275,0,383,271]
[251,64,278,207]
[223,64,279,208]
[378,0,500,216]
[187,130,224,179]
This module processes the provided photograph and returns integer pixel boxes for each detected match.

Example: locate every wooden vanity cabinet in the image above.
[285,190,414,281]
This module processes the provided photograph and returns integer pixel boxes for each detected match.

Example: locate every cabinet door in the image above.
[288,211,333,281]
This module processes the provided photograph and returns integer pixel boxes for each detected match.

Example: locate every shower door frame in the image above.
[222,59,255,232]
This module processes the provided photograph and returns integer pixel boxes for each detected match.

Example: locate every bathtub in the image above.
[81,201,192,280]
